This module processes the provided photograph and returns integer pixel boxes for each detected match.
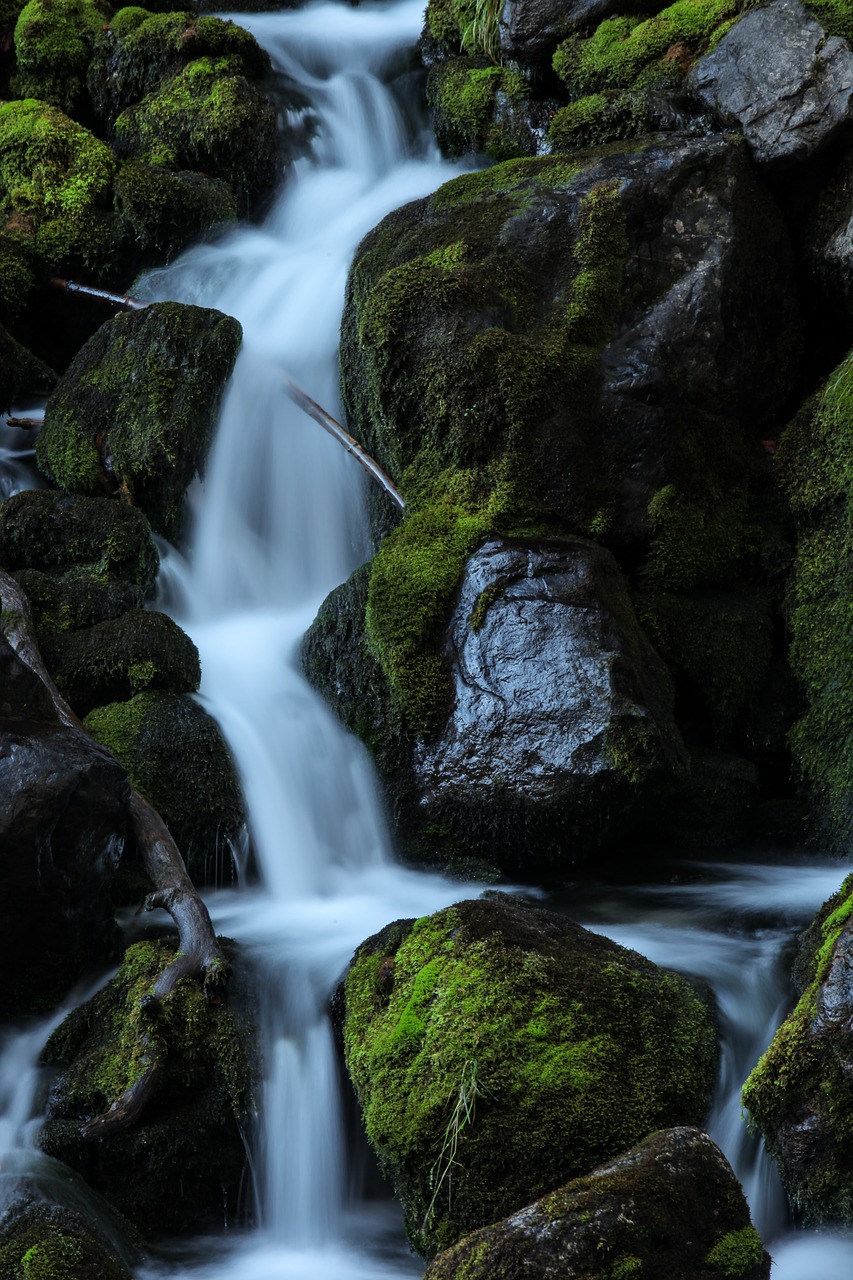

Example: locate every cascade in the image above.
[2,3,853,1278]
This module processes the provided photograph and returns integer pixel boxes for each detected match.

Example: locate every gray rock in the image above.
[498,0,658,63]
[689,0,853,166]
[413,538,687,865]
[424,1127,770,1280]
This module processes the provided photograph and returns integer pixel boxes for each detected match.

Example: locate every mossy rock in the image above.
[113,55,277,210]
[12,0,112,117]
[39,607,200,716]
[36,301,241,540]
[423,1127,769,1280]
[743,873,853,1224]
[0,232,39,322]
[88,9,270,121]
[427,58,540,162]
[39,937,255,1236]
[85,690,246,887]
[0,98,120,282]
[340,896,718,1256]
[0,1203,135,1280]
[13,566,145,633]
[115,159,236,260]
[0,319,54,410]
[774,351,853,849]
[0,488,158,586]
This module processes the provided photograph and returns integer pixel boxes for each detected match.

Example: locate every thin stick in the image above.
[281,377,405,512]
[50,277,151,311]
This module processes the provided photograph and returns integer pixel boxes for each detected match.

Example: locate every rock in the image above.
[688,0,853,166]
[40,608,200,717]
[424,1128,769,1280]
[12,0,111,117]
[36,302,242,540]
[805,145,853,316]
[39,938,255,1237]
[339,896,718,1256]
[0,635,129,1018]
[115,161,237,263]
[0,1195,136,1280]
[412,538,687,870]
[427,58,553,161]
[0,321,55,412]
[85,691,246,887]
[498,0,660,65]
[743,872,853,1225]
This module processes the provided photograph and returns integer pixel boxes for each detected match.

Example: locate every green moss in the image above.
[344,900,717,1256]
[0,1216,131,1280]
[429,59,532,161]
[642,479,749,593]
[611,1256,643,1278]
[347,171,629,730]
[107,4,148,36]
[116,159,236,259]
[706,1226,765,1277]
[743,873,853,1220]
[13,0,110,115]
[548,89,664,151]
[775,354,853,846]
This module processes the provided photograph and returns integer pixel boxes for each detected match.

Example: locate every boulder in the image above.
[39,938,255,1237]
[85,691,246,888]
[36,302,242,540]
[423,1128,769,1280]
[412,538,687,869]
[39,608,200,717]
[12,0,111,116]
[339,896,718,1256]
[427,58,551,161]
[743,873,853,1224]
[688,0,853,166]
[498,0,659,65]
[0,635,129,1018]
[115,160,237,262]
[0,1196,136,1280]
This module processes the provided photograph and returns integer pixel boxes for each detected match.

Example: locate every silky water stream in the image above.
[2,2,853,1276]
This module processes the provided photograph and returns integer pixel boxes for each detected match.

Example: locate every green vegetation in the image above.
[116,159,237,259]
[0,1215,131,1280]
[343,898,717,1255]
[706,1226,766,1277]
[13,0,110,115]
[428,59,532,161]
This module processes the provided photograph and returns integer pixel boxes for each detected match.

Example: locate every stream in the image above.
[3,0,853,1276]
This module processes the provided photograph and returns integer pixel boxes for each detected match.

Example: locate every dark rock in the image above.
[340,897,718,1256]
[36,302,242,540]
[0,635,129,1018]
[805,145,853,316]
[84,690,246,888]
[40,609,200,717]
[0,1193,136,1280]
[423,1127,769,1280]
[498,0,659,65]
[743,872,853,1225]
[0,489,158,590]
[689,0,853,166]
[13,567,146,635]
[412,538,687,869]
[39,938,256,1237]
[0,322,55,412]
[427,58,553,160]
[115,161,237,263]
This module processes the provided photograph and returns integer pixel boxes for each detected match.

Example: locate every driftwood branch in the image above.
[49,277,406,511]
[0,568,228,1135]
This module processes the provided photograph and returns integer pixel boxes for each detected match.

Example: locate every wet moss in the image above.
[13,566,145,633]
[775,353,853,848]
[0,1210,132,1280]
[12,0,111,116]
[116,159,236,259]
[428,58,533,162]
[85,690,246,887]
[40,938,255,1236]
[705,1226,766,1276]
[37,302,241,539]
[342,898,717,1256]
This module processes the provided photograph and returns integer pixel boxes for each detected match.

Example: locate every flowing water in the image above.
[3,1,853,1276]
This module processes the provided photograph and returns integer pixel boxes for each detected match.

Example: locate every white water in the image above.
[2,3,853,1276]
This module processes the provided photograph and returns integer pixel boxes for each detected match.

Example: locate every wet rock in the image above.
[40,608,200,717]
[743,872,853,1225]
[498,0,659,65]
[85,690,246,888]
[39,938,256,1237]
[413,538,687,869]
[427,57,553,160]
[339,897,718,1256]
[12,0,111,117]
[36,302,242,540]
[0,1194,136,1280]
[115,161,237,263]
[805,145,853,316]
[0,323,55,412]
[689,0,853,166]
[0,635,129,1018]
[423,1127,769,1280]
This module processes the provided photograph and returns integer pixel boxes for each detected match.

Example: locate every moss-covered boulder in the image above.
[743,873,853,1224]
[38,607,200,715]
[775,351,853,849]
[115,159,236,261]
[0,634,129,1018]
[85,690,246,887]
[339,897,718,1256]
[36,302,242,539]
[0,489,158,591]
[0,98,119,282]
[0,320,54,409]
[39,937,255,1236]
[423,1127,769,1280]
[12,0,112,117]
[0,1200,135,1280]
[427,58,551,162]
